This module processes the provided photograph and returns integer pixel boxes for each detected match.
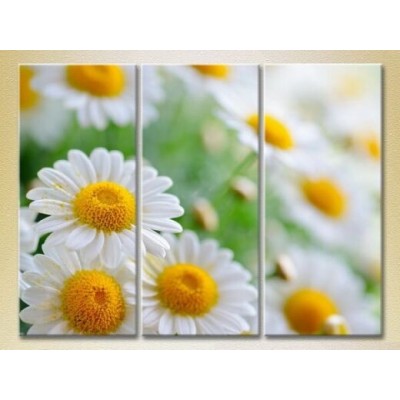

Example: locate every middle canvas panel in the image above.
[141,65,260,336]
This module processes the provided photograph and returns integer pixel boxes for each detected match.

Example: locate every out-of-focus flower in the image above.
[192,198,219,231]
[277,162,371,249]
[141,231,257,335]
[27,148,183,267]
[20,244,135,335]
[163,65,252,95]
[20,66,71,148]
[20,207,39,254]
[230,176,257,201]
[33,65,135,130]
[265,248,378,335]
[216,77,325,171]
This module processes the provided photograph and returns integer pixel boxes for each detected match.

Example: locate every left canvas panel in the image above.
[19,65,137,336]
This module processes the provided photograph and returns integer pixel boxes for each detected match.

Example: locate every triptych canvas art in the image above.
[19,64,381,336]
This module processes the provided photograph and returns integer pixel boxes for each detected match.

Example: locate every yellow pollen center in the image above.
[66,65,125,97]
[20,66,40,110]
[191,65,230,79]
[301,178,347,218]
[359,134,380,160]
[284,288,338,334]
[73,181,135,233]
[246,114,294,150]
[61,270,126,335]
[157,263,218,316]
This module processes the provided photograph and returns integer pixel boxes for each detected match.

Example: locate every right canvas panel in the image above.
[264,64,382,336]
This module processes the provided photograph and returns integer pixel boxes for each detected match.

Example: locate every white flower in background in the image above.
[163,65,251,95]
[20,244,135,335]
[20,66,71,148]
[141,231,257,335]
[264,64,381,123]
[19,207,39,289]
[277,161,371,249]
[265,248,378,335]
[27,148,183,267]
[143,66,164,126]
[33,65,135,130]
[215,74,325,172]
[20,207,39,254]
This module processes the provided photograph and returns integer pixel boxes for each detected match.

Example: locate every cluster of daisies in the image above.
[20,63,380,336]
[20,147,258,335]
[165,64,380,335]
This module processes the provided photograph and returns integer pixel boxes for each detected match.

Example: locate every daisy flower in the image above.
[265,248,379,335]
[27,148,183,267]
[20,66,71,148]
[20,244,135,335]
[163,65,251,95]
[32,65,135,130]
[215,73,326,172]
[141,231,257,335]
[277,161,372,249]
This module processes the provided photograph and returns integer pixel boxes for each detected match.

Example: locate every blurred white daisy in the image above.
[278,162,371,249]
[20,244,135,335]
[215,75,325,171]
[164,65,251,95]
[264,64,381,123]
[265,248,379,335]
[33,65,135,130]
[20,66,71,148]
[20,207,39,254]
[141,231,257,335]
[27,148,183,267]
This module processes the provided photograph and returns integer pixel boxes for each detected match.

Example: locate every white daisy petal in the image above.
[20,307,62,325]
[143,177,173,198]
[36,216,77,235]
[109,151,124,182]
[143,218,183,233]
[30,199,72,216]
[68,149,97,184]
[90,148,111,181]
[81,231,104,263]
[22,286,59,307]
[27,187,73,202]
[66,225,96,250]
[175,316,196,335]
[158,311,174,335]
[102,233,122,268]
[37,167,79,195]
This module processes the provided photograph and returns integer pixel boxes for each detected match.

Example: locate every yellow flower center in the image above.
[246,114,294,150]
[20,66,40,110]
[301,178,347,218]
[191,65,230,79]
[358,134,380,160]
[157,263,218,316]
[284,288,338,334]
[66,65,125,97]
[73,182,135,233]
[61,270,126,335]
